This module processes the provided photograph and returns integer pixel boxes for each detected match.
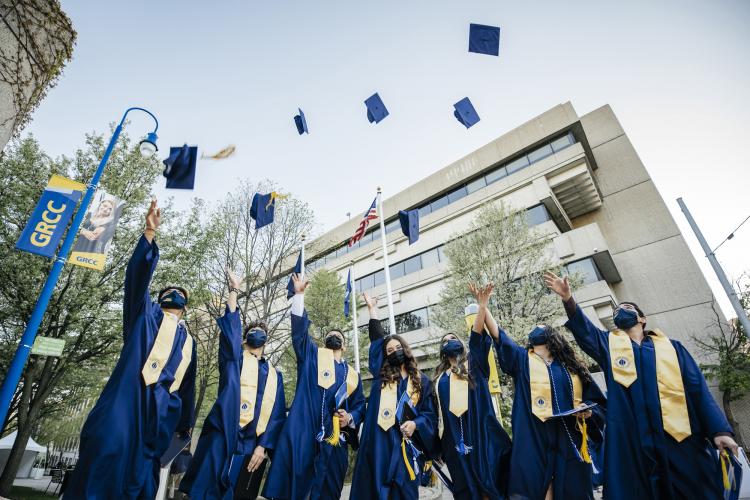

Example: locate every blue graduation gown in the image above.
[179,307,286,499]
[564,302,732,499]
[436,330,512,500]
[350,319,439,500]
[65,235,197,500]
[263,311,366,500]
[494,326,606,500]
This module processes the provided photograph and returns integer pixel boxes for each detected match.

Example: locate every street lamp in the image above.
[0,107,160,431]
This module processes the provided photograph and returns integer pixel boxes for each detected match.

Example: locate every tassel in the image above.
[402,438,417,480]
[575,416,592,464]
[325,414,341,446]
[720,450,731,490]
[455,440,473,455]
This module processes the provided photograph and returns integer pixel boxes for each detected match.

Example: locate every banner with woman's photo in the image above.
[68,191,125,271]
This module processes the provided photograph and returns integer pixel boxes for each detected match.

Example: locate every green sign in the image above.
[30,337,65,357]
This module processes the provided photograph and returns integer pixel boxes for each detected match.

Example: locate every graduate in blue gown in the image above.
[264,274,366,500]
[66,200,197,499]
[488,279,606,500]
[180,269,286,499]
[432,283,512,499]
[350,293,439,500]
[544,271,739,500]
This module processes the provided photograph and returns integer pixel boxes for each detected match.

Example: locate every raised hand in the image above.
[543,271,571,301]
[145,198,161,231]
[226,267,243,291]
[468,282,494,307]
[363,292,378,309]
[292,273,309,294]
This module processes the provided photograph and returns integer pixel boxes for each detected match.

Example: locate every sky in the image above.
[22,0,750,318]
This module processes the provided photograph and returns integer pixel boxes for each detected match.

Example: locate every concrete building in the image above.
[301,102,725,370]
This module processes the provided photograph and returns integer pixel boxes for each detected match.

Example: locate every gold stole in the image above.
[437,370,469,438]
[528,351,582,422]
[317,348,336,389]
[142,312,179,386]
[378,377,417,431]
[239,350,278,435]
[169,330,193,392]
[608,329,691,441]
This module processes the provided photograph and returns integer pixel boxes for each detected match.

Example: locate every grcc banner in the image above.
[15,175,86,258]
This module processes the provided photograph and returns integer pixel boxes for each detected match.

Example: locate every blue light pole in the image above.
[0,107,159,431]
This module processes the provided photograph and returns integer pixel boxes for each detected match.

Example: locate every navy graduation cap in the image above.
[453,97,480,129]
[468,23,501,56]
[250,192,276,229]
[163,144,198,189]
[398,209,419,245]
[365,93,389,124]
[294,108,309,135]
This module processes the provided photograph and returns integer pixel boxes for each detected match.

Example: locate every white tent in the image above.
[0,431,45,478]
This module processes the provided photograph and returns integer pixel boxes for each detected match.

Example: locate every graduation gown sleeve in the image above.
[176,339,197,433]
[493,325,526,376]
[123,234,159,340]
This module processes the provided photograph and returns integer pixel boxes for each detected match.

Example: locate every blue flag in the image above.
[344,269,352,318]
[286,251,303,299]
[16,175,85,258]
[398,209,419,245]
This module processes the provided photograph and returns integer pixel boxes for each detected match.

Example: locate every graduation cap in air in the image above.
[468,23,501,56]
[453,97,480,129]
[398,209,419,245]
[294,108,309,135]
[250,192,276,229]
[163,144,198,189]
[365,93,389,123]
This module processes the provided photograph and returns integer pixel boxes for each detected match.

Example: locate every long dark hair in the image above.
[530,326,592,384]
[432,333,473,388]
[380,334,422,398]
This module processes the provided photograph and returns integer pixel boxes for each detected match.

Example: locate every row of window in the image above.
[354,204,553,293]
[306,132,576,272]
[353,257,603,338]
[359,306,433,337]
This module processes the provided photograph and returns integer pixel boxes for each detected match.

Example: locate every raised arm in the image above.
[544,271,609,365]
[289,273,315,361]
[123,200,161,338]
[216,268,244,371]
[468,283,494,377]
[363,293,386,377]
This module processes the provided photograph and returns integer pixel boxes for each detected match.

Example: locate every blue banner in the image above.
[15,175,85,258]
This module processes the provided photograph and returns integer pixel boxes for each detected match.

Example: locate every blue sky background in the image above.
[23,0,750,316]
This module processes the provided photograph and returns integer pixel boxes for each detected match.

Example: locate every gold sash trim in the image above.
[169,331,193,392]
[318,348,336,389]
[608,329,690,441]
[378,377,416,431]
[488,349,501,394]
[345,365,359,397]
[528,351,582,422]
[142,312,179,386]
[255,363,278,436]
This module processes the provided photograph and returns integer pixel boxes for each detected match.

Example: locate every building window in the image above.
[420,248,440,269]
[373,269,385,288]
[390,261,405,280]
[505,155,529,175]
[526,204,551,226]
[430,195,449,212]
[395,307,429,334]
[437,246,447,262]
[385,219,401,234]
[565,257,603,285]
[447,186,468,204]
[466,176,486,194]
[485,166,508,185]
[418,204,432,219]
[550,132,575,152]
[527,144,553,164]
[404,254,422,275]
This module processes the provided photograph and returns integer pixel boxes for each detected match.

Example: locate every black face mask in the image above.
[159,290,187,310]
[387,349,406,367]
[324,335,343,350]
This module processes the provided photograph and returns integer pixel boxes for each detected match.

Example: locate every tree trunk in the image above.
[723,389,745,449]
[0,404,39,496]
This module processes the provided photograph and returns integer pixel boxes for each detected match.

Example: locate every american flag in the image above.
[349,197,378,247]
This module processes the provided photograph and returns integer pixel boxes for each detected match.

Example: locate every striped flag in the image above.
[349,197,377,247]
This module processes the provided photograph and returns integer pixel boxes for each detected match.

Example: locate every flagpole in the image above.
[350,262,361,372]
[300,234,306,278]
[376,187,397,335]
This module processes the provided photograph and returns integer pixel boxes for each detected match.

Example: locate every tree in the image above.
[693,273,750,449]
[432,202,580,423]
[0,131,161,495]
[305,268,351,343]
